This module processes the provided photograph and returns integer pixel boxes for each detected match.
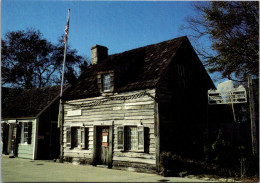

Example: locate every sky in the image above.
[2,1,195,56]
[2,0,224,85]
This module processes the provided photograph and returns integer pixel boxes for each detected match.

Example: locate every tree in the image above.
[184,1,259,81]
[50,35,87,86]
[1,29,85,89]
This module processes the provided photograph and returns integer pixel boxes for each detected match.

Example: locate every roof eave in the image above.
[35,84,71,118]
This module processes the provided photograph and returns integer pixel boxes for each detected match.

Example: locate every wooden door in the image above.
[96,127,109,165]
[101,128,109,165]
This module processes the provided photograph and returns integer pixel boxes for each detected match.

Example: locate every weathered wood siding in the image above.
[63,89,156,171]
[37,98,60,160]
[17,119,36,159]
[156,41,215,159]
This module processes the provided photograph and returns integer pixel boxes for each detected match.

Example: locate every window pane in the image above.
[102,74,111,91]
[71,127,80,148]
[23,123,29,143]
[125,126,138,150]
[24,123,28,132]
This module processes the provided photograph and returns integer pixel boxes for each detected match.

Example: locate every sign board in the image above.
[67,109,82,116]
[102,135,108,143]
[208,80,247,105]
[208,90,247,105]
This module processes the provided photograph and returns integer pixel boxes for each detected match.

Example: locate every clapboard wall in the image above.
[63,89,157,172]
[17,119,37,159]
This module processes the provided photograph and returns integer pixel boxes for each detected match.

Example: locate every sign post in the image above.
[248,77,258,156]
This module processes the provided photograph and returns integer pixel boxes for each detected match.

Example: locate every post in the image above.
[228,91,236,123]
[154,101,160,172]
[248,76,258,156]
[58,8,70,163]
[231,103,236,123]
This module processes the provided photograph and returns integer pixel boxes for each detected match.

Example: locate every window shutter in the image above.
[80,127,86,149]
[27,122,32,144]
[137,125,144,152]
[117,126,124,151]
[17,123,22,144]
[66,127,71,148]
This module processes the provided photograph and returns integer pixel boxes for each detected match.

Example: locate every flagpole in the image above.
[58,8,70,128]
[58,8,70,163]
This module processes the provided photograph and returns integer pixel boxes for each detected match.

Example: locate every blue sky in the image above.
[2,0,223,84]
[2,1,194,56]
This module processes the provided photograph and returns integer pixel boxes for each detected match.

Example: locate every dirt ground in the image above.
[1,157,213,182]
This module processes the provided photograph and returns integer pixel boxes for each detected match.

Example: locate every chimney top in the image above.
[91,45,108,65]
[91,44,108,50]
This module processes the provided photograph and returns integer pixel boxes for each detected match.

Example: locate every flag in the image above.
[64,10,70,42]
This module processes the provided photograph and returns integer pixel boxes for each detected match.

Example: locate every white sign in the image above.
[102,136,108,142]
[67,109,82,116]
[208,80,247,105]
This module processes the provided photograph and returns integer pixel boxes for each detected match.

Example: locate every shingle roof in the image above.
[63,36,188,100]
[2,85,61,119]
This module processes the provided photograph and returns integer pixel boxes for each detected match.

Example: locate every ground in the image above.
[1,157,216,182]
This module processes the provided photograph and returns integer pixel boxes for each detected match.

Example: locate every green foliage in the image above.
[186,1,259,81]
[160,129,259,178]
[209,130,234,168]
[1,29,86,89]
[203,129,259,177]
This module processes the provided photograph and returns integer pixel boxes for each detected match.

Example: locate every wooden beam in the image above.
[108,125,113,168]
[154,101,160,173]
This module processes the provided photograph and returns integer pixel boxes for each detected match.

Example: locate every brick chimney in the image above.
[91,45,108,65]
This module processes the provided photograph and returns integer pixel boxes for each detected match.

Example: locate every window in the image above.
[97,71,114,94]
[71,127,80,148]
[125,126,138,151]
[20,122,32,144]
[117,125,144,152]
[23,123,28,142]
[66,126,89,149]
[102,74,111,92]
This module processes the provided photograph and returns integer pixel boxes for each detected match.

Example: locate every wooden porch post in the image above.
[108,124,114,168]
[92,126,97,166]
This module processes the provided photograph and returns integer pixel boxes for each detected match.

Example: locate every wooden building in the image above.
[1,85,63,160]
[61,36,215,173]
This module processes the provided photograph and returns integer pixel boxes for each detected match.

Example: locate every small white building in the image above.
[2,86,63,160]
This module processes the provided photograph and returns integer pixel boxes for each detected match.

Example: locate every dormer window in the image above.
[102,74,111,92]
[97,71,114,94]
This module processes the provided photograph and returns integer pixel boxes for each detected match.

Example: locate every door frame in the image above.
[93,121,113,168]
[7,123,18,156]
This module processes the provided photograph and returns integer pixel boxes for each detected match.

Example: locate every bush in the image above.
[159,129,259,178]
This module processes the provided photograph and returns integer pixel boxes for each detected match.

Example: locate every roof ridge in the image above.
[110,36,188,56]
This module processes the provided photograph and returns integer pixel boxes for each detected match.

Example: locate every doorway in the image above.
[7,124,19,156]
[93,125,113,167]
